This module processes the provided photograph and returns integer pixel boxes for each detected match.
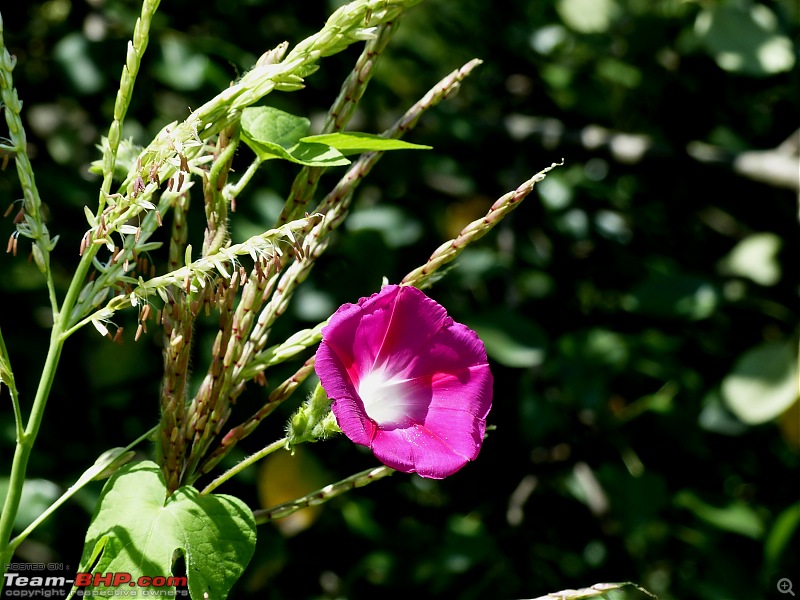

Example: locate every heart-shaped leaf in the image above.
[242,106,310,150]
[241,106,350,166]
[72,461,256,599]
[722,340,798,425]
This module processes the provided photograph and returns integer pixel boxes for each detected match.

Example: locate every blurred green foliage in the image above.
[1,0,798,599]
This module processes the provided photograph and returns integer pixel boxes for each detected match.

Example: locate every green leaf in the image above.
[695,3,795,76]
[0,478,61,530]
[556,0,620,34]
[154,35,210,92]
[468,310,548,368]
[346,205,423,248]
[765,502,800,572]
[240,106,350,167]
[300,132,432,155]
[73,461,256,599]
[282,141,350,166]
[674,490,765,539]
[718,232,782,286]
[242,106,310,149]
[722,340,798,425]
[623,273,718,320]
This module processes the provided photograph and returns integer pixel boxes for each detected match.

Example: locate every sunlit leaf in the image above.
[623,274,718,320]
[556,0,620,33]
[242,106,309,149]
[468,310,547,368]
[718,232,782,286]
[240,106,350,167]
[722,340,798,425]
[73,461,256,599]
[675,490,765,539]
[300,132,431,154]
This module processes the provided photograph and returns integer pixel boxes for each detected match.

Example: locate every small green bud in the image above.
[91,448,136,480]
[286,383,334,446]
[31,242,47,275]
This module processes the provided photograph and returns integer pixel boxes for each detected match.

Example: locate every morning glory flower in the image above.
[315,284,493,479]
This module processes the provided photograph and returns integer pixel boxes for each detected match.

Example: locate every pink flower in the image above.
[315,285,493,479]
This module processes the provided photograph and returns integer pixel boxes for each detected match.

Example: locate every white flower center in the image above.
[358,367,419,427]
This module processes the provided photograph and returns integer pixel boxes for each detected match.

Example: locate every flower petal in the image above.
[316,284,493,478]
[315,342,375,446]
[371,424,476,479]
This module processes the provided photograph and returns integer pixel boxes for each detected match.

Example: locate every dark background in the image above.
[1,1,798,598]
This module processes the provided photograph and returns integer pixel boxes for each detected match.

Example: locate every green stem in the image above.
[0,0,161,580]
[7,426,156,554]
[0,325,64,568]
[96,0,161,216]
[200,437,287,495]
[1,243,118,575]
[222,156,262,204]
[0,12,57,313]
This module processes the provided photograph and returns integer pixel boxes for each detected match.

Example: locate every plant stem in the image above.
[278,19,401,225]
[0,325,63,569]
[0,187,102,579]
[401,160,563,288]
[200,437,287,495]
[96,0,161,216]
[0,327,23,442]
[7,426,155,554]
[0,0,161,583]
[252,465,394,524]
[0,12,57,313]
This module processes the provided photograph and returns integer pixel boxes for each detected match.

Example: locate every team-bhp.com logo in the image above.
[2,569,187,598]
[73,574,187,589]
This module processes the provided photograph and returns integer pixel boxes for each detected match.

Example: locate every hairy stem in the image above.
[252,465,394,524]
[402,161,563,288]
